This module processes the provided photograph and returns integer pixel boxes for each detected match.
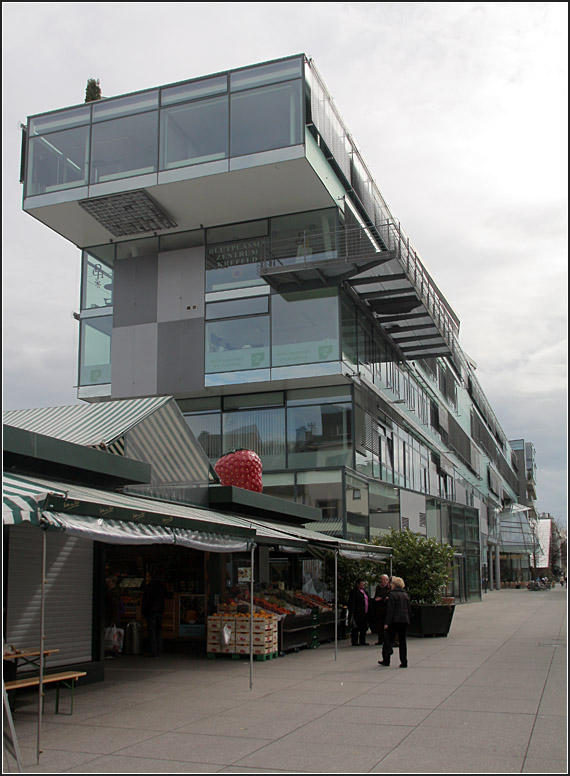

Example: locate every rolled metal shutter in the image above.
[5,523,93,671]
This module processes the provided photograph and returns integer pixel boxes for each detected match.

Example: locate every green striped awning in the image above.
[2,474,61,526]
[3,397,171,448]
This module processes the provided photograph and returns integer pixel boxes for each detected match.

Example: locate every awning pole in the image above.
[334,550,338,661]
[37,527,47,764]
[249,542,254,691]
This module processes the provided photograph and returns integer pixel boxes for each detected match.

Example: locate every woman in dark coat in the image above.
[378,576,411,667]
[369,574,391,644]
[347,579,370,646]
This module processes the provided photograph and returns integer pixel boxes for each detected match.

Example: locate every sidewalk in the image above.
[5,587,567,774]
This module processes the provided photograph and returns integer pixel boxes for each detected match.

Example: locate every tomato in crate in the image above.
[214,449,263,493]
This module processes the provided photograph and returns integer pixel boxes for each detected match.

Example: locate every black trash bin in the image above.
[125,620,143,655]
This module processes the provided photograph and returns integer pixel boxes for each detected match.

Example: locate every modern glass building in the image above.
[20,54,530,600]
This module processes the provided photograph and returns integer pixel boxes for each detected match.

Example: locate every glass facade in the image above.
[79,316,112,385]
[25,55,305,198]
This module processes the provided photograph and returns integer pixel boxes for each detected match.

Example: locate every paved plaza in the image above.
[4,586,567,774]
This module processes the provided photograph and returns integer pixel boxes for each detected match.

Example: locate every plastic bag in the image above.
[221,624,232,645]
[104,625,124,653]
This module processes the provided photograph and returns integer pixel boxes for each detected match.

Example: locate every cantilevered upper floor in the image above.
[21,54,459,360]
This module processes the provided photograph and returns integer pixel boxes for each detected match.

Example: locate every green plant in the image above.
[85,78,102,103]
[372,529,454,604]
[323,552,388,606]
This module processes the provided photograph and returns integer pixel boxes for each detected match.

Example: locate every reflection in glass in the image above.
[270,208,338,266]
[183,412,221,461]
[287,402,351,468]
[369,481,400,538]
[92,91,159,122]
[90,112,158,183]
[27,126,90,196]
[79,316,112,385]
[82,250,114,309]
[205,316,269,373]
[29,106,91,136]
[230,58,303,92]
[206,237,267,292]
[223,408,286,469]
[230,81,302,157]
[272,290,339,367]
[297,471,343,536]
[161,76,228,106]
[160,96,228,169]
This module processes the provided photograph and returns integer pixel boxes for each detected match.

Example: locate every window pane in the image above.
[205,316,269,373]
[296,471,343,536]
[90,112,158,183]
[160,95,228,170]
[230,81,302,157]
[287,385,351,406]
[270,208,338,265]
[231,58,303,91]
[206,296,268,320]
[206,237,267,292]
[82,249,114,309]
[287,403,352,468]
[184,412,221,461]
[29,106,91,135]
[26,126,89,196]
[272,290,339,367]
[92,91,158,121]
[161,76,228,105]
[223,408,286,469]
[80,317,112,385]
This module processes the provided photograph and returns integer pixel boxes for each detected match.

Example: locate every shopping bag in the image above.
[104,625,125,653]
[221,624,232,645]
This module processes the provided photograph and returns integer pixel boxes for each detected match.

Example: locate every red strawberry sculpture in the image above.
[214,449,263,493]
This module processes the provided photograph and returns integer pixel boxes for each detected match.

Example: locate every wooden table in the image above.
[3,648,60,672]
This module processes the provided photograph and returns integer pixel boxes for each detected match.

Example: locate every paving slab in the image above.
[3,587,567,774]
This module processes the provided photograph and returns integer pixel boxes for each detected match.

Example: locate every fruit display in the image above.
[293,592,333,611]
[214,448,263,493]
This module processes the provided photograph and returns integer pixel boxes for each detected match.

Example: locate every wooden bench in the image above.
[5,670,86,715]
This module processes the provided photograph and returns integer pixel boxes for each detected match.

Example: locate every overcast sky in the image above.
[2,2,567,525]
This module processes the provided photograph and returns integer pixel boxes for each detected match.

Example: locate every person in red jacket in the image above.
[378,576,411,668]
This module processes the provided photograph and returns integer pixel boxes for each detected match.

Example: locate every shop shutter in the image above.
[5,524,93,671]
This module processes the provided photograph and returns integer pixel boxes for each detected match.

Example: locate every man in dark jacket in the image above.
[347,579,370,646]
[378,576,411,668]
[141,572,170,657]
[370,574,391,644]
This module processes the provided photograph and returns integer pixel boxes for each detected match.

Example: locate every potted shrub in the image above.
[372,529,456,637]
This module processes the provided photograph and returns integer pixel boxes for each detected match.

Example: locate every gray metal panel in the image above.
[157,246,205,323]
[111,324,158,398]
[113,253,158,328]
[156,318,204,395]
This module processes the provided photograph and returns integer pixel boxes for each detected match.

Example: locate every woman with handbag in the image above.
[347,579,370,646]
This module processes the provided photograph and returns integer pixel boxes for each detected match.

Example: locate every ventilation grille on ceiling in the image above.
[78,190,177,237]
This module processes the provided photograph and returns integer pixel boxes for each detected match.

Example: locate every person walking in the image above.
[141,571,170,657]
[369,574,391,644]
[347,579,370,646]
[378,576,411,668]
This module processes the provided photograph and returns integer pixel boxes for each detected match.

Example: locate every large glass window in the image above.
[369,481,400,538]
[27,126,90,196]
[81,246,115,309]
[230,58,303,92]
[272,290,339,367]
[205,316,269,373]
[270,209,338,265]
[90,112,158,183]
[287,401,352,468]
[183,412,221,461]
[79,316,112,385]
[223,408,286,469]
[230,80,302,157]
[206,235,268,293]
[297,470,343,536]
[160,95,228,170]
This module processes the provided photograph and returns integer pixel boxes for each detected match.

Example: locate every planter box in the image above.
[408,604,455,637]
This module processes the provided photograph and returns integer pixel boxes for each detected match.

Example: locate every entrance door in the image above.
[452,553,467,602]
